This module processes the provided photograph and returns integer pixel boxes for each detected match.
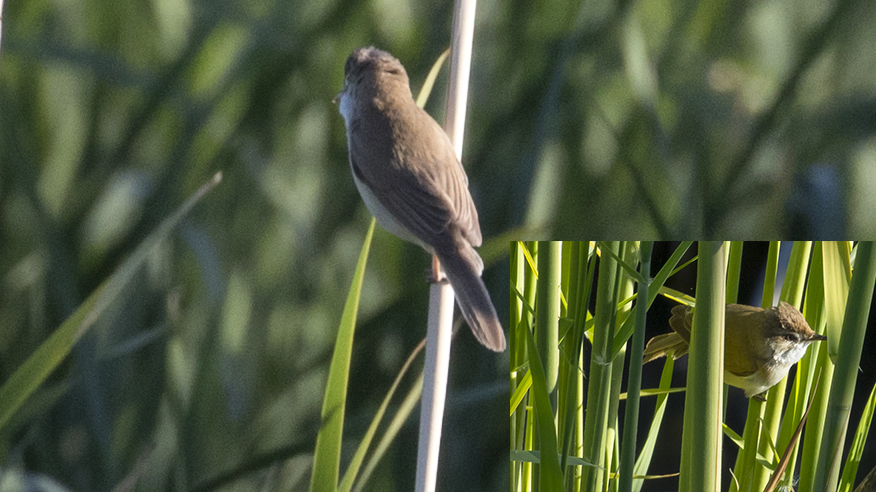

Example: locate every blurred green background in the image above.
[2,0,876,489]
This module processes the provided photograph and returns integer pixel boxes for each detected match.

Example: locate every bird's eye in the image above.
[783,334,797,342]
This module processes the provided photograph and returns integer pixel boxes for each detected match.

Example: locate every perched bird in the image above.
[334,46,505,352]
[643,302,826,398]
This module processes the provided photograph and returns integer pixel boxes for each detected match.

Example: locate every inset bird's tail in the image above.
[438,245,506,352]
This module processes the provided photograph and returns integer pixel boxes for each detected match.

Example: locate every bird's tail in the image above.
[437,244,506,352]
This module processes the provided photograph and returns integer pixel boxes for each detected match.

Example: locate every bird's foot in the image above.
[427,255,448,284]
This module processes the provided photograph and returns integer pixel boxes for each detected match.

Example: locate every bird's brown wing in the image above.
[668,304,693,344]
[642,305,692,362]
[666,303,759,377]
[642,332,688,362]
[350,104,482,251]
[723,304,761,377]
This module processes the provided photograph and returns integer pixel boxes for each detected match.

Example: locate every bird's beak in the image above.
[332,92,342,104]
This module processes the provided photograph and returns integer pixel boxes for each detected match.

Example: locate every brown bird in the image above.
[643,302,826,398]
[334,47,505,352]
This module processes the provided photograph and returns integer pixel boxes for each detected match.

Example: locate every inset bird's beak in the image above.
[332,92,342,104]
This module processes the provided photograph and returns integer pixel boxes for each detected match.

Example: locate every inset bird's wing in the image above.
[667,303,759,377]
[724,345,759,378]
[642,332,688,362]
[724,304,761,377]
[668,305,693,344]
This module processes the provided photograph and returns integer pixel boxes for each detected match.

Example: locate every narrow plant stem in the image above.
[679,241,725,492]
[799,332,834,492]
[564,243,595,489]
[416,283,455,492]
[511,243,524,488]
[520,242,538,488]
[754,242,813,490]
[798,242,835,492]
[779,308,820,486]
[524,241,538,341]
[415,0,477,490]
[619,242,652,492]
[607,243,637,485]
[812,242,876,491]
[536,241,561,400]
[580,241,621,491]
[773,242,815,484]
[531,240,560,488]
[735,399,765,492]
[444,0,476,155]
[761,241,781,308]
[759,381,787,487]
[725,241,743,304]
[723,242,743,418]
[751,241,783,491]
[780,241,813,306]
[559,242,589,475]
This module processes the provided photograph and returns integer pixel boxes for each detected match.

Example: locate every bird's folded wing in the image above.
[668,305,693,343]
[723,306,761,377]
[349,114,482,249]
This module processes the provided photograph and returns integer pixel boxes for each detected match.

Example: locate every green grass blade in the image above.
[510,449,599,468]
[510,368,532,416]
[339,338,425,492]
[813,241,876,491]
[415,49,450,109]
[619,242,652,492]
[631,356,674,492]
[309,219,376,492]
[524,320,565,490]
[0,172,223,432]
[596,241,645,284]
[353,373,423,492]
[611,241,691,359]
[837,380,876,492]
[822,241,851,362]
[723,422,744,449]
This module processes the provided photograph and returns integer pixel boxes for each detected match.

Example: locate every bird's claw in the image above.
[427,255,448,284]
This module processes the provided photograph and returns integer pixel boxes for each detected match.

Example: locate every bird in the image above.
[334,46,506,352]
[644,302,826,398]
